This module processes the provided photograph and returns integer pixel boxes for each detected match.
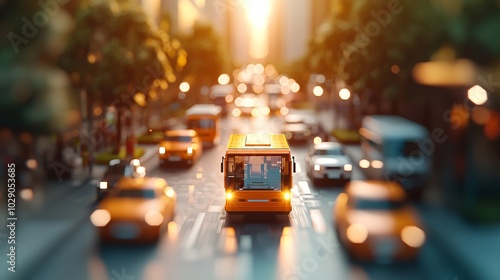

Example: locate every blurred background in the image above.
[1,0,500,279]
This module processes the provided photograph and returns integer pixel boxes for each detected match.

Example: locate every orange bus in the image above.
[186,104,222,147]
[221,134,296,213]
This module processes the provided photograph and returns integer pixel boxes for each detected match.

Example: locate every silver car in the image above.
[305,142,352,185]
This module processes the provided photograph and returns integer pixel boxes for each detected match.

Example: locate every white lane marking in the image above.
[208,205,222,212]
[216,219,225,234]
[304,200,322,208]
[240,235,252,251]
[296,206,310,228]
[183,213,206,249]
[298,181,311,195]
[295,162,302,173]
[310,209,327,234]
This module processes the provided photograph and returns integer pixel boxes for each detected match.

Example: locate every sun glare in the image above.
[244,0,271,59]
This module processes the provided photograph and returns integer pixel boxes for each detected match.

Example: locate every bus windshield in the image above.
[187,119,215,129]
[226,155,288,190]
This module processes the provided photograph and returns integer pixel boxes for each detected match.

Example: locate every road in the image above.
[28,113,458,280]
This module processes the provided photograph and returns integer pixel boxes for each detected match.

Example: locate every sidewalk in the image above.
[316,107,500,280]
[1,143,160,280]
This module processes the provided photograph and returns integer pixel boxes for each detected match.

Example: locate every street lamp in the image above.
[467,85,488,105]
[313,85,324,97]
[179,82,190,92]
[339,88,351,100]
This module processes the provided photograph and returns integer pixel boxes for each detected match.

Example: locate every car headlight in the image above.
[346,223,368,244]
[401,226,425,248]
[99,181,108,190]
[343,164,352,172]
[159,147,166,154]
[314,164,321,171]
[187,147,193,155]
[145,210,164,226]
[165,187,176,198]
[90,209,111,227]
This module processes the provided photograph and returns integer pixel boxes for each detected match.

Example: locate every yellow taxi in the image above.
[90,177,176,243]
[158,129,202,166]
[333,180,425,261]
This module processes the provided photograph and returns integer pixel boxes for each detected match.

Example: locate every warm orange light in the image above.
[283,191,291,200]
[371,160,384,169]
[218,74,230,85]
[90,209,111,227]
[20,189,34,201]
[401,226,425,248]
[226,192,233,200]
[244,0,271,59]
[165,187,176,198]
[359,159,370,169]
[346,223,368,244]
[145,210,164,226]
[313,86,324,97]
[237,83,248,93]
[339,88,351,100]
[232,108,242,117]
[179,82,190,92]
[468,85,488,105]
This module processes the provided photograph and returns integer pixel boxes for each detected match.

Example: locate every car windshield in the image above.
[115,189,156,199]
[315,148,343,156]
[351,198,405,210]
[164,135,193,142]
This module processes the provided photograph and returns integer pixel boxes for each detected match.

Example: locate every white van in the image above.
[359,115,431,194]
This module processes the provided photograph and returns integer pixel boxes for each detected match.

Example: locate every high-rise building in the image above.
[156,0,332,65]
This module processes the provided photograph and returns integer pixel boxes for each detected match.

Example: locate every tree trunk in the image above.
[114,109,122,154]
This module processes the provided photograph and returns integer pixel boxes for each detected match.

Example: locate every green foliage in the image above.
[0,0,76,133]
[60,0,177,107]
[178,22,231,86]
[94,146,145,164]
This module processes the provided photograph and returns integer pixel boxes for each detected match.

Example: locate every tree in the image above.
[0,0,75,134]
[60,0,178,152]
[177,22,231,105]
[338,0,446,113]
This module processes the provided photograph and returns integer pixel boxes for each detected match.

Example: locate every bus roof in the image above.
[226,134,290,152]
[361,115,428,142]
[186,104,222,116]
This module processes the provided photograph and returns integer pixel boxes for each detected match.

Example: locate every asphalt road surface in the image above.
[29,113,458,280]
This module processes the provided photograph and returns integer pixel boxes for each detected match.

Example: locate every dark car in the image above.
[96,159,146,201]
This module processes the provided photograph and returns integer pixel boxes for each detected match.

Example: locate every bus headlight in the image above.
[343,164,352,172]
[314,164,321,171]
[187,147,193,155]
[283,191,291,200]
[226,192,233,200]
[159,147,166,154]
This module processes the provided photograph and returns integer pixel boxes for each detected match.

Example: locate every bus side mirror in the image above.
[292,156,296,173]
[221,156,224,173]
